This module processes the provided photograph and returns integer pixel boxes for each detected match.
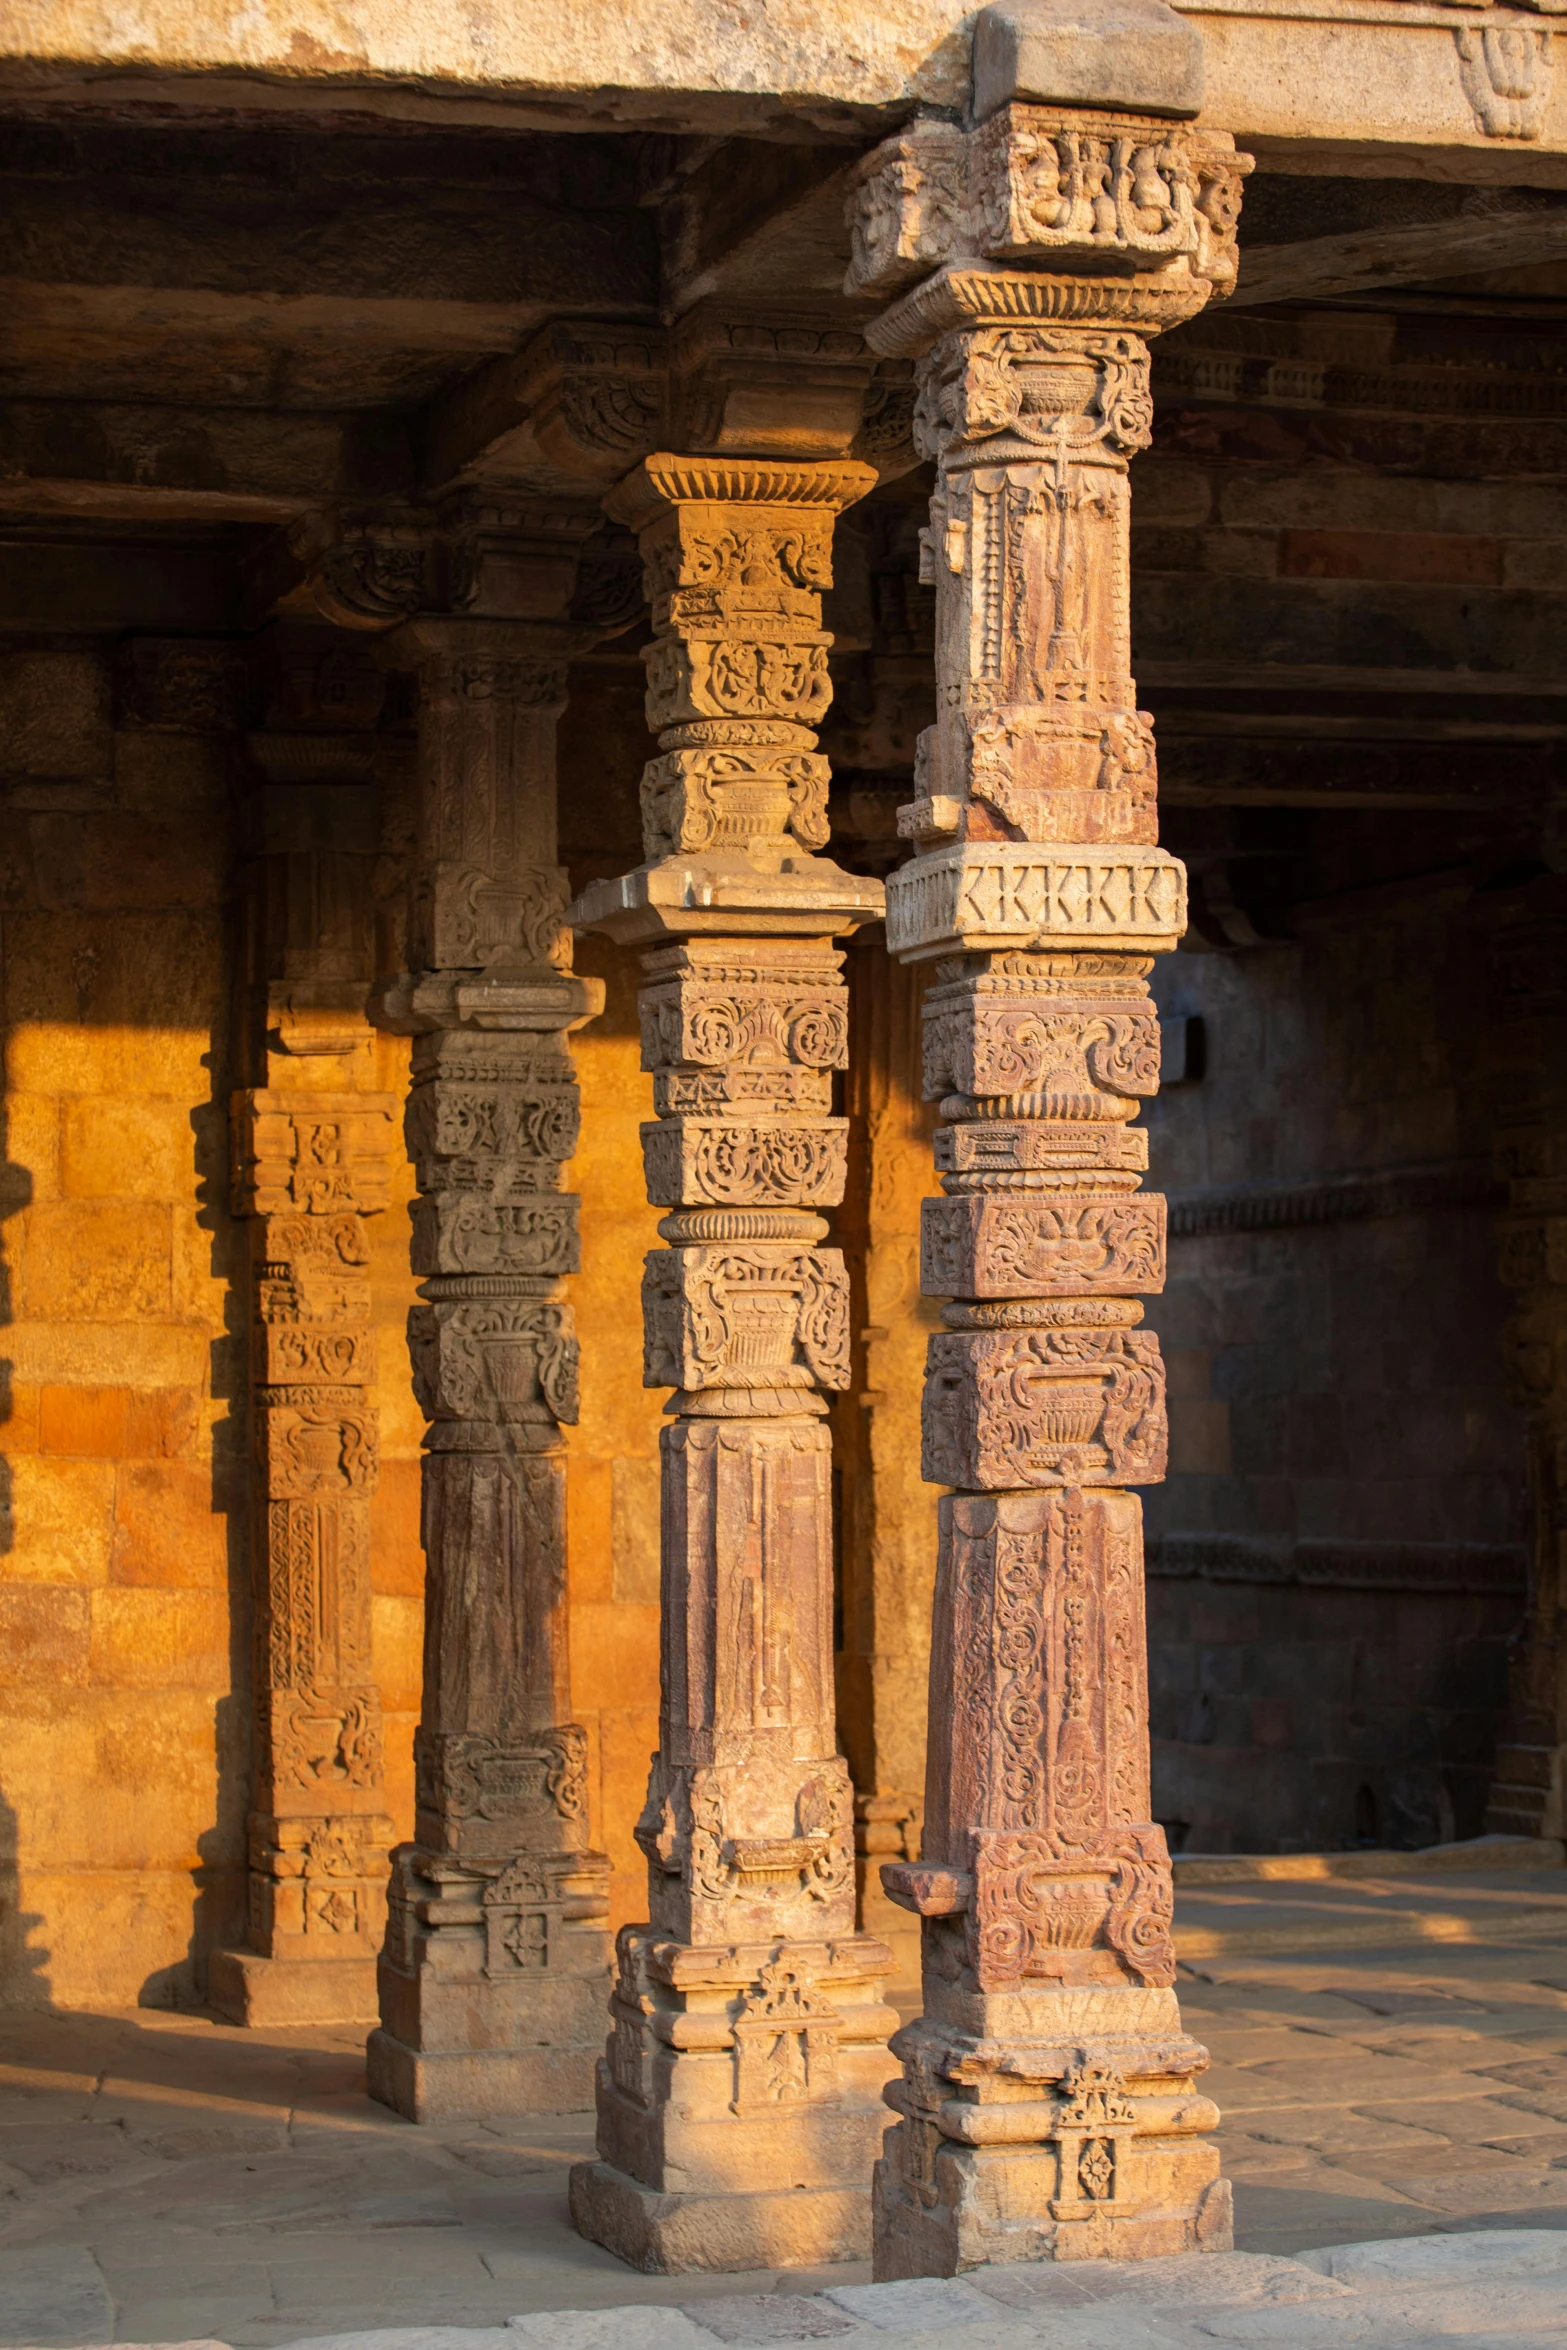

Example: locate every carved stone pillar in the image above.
[568,454,898,2272]
[846,95,1252,2273]
[211,647,398,2028]
[367,606,613,2121]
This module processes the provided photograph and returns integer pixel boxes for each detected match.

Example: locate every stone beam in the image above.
[0,399,409,518]
[2,171,654,409]
[1156,736,1561,810]
[660,143,865,314]
[14,1,1567,175]
[1233,184,1567,307]
[0,530,241,628]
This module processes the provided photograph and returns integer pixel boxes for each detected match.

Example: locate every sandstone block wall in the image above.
[557,653,666,1942]
[1143,823,1527,1854]
[0,636,405,2008]
[0,627,705,2010]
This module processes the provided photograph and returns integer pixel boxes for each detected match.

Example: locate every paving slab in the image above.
[0,2248,113,2347]
[1,1882,1567,2344]
[224,2239,1567,2350]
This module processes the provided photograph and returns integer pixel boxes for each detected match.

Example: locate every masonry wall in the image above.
[1142,831,1528,1853]
[0,630,674,2013]
[0,636,430,2011]
[560,647,667,1941]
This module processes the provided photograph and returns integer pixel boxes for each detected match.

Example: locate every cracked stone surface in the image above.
[2,1898,1567,2346]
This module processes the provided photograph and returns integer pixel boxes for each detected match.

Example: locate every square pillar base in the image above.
[571,1929,897,2271]
[873,2127,1232,2276]
[208,1946,380,2029]
[872,2051,1231,2279]
[369,1841,613,2119]
[569,2159,876,2274]
[367,2022,603,2121]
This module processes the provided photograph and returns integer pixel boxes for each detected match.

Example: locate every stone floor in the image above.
[2,1866,1567,2348]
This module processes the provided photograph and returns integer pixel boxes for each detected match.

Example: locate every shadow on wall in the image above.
[138,1077,247,2013]
[0,633,259,2018]
[0,1101,29,1568]
[0,1106,49,2007]
[0,1781,49,2009]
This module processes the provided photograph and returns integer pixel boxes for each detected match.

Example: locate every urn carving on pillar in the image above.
[847,64,1252,2274]
[366,533,615,2120]
[210,644,399,2029]
[568,454,900,2272]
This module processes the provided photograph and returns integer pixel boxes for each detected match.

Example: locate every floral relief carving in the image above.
[846,108,1248,301]
[923,1325,1167,1488]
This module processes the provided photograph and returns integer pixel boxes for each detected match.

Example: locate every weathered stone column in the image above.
[568,455,898,2272]
[211,643,398,2029]
[846,67,1252,2272]
[367,603,613,2120]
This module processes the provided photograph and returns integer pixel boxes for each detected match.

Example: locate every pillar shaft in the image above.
[368,610,613,2122]
[848,107,1251,2273]
[569,454,897,2272]
[211,643,397,2030]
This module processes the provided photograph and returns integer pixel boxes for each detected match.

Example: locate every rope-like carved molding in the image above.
[1147,1533,1526,1595]
[1168,1156,1502,1241]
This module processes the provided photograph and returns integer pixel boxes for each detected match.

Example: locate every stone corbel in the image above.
[668,301,880,461]
[423,319,670,495]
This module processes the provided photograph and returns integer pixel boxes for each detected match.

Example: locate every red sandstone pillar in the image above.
[847,90,1252,2272]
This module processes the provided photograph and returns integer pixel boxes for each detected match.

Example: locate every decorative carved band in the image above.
[1147,1534,1527,1595]
[1168,1156,1501,1239]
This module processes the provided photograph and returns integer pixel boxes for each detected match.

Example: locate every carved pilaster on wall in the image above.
[1482,879,1567,1843]
[850,83,1250,2275]
[568,453,898,2274]
[210,637,399,2031]
[364,541,616,2123]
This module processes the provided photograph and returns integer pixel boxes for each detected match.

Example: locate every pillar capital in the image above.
[575,453,884,949]
[847,107,1249,327]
